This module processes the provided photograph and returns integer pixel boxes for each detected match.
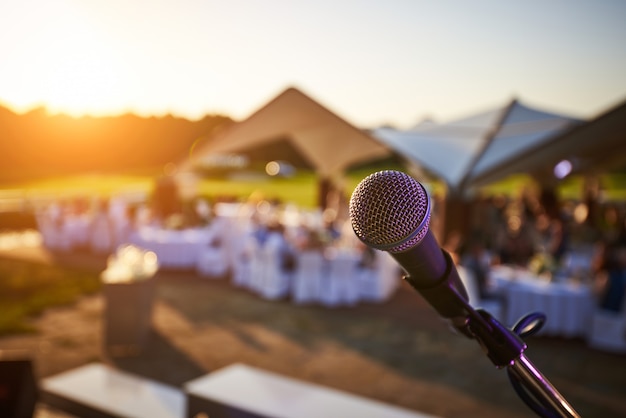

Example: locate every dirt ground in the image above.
[1,245,625,418]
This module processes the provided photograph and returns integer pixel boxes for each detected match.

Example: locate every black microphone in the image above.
[350,170,582,418]
[349,170,471,321]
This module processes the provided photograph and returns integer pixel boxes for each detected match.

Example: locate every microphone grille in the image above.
[349,170,431,253]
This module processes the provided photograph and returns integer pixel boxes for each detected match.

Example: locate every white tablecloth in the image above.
[126,221,400,306]
[128,226,217,269]
[490,265,595,337]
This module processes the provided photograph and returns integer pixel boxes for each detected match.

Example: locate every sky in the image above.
[0,0,625,128]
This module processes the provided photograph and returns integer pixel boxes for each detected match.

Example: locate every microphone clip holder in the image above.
[403,250,580,418]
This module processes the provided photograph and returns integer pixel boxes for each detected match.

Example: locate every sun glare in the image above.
[4,2,128,118]
[40,27,124,117]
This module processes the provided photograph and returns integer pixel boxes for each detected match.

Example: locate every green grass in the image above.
[468,173,626,201]
[0,258,101,336]
[2,173,155,200]
[197,172,320,207]
[0,169,624,210]
[0,169,394,209]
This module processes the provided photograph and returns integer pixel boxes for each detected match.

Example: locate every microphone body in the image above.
[349,170,469,320]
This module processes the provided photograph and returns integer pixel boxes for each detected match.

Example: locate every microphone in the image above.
[349,170,581,418]
[349,170,470,321]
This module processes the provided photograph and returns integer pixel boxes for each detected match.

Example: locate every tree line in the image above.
[0,105,232,182]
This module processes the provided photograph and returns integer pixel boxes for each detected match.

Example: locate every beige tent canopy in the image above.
[186,87,391,178]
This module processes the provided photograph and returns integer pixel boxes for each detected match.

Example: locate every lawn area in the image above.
[476,173,626,201]
[196,172,321,207]
[0,257,101,336]
[0,169,388,209]
[1,168,624,210]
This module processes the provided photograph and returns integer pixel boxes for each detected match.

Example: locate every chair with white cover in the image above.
[231,235,257,289]
[36,215,72,252]
[457,266,505,324]
[90,215,115,255]
[588,307,626,354]
[256,232,291,300]
[247,240,267,294]
[196,224,229,278]
[64,215,91,249]
[320,250,360,307]
[356,250,400,302]
[292,250,324,304]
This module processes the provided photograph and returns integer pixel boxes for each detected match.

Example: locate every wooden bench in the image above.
[184,363,437,418]
[40,363,184,418]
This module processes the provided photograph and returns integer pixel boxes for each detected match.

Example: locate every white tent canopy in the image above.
[186,87,390,178]
[374,99,579,193]
[468,99,626,187]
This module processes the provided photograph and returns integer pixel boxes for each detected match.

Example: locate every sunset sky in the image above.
[1,0,625,128]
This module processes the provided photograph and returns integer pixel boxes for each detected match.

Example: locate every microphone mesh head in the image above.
[349,170,430,253]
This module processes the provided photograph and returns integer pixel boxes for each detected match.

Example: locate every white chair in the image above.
[320,250,360,307]
[292,250,325,304]
[216,216,250,280]
[256,233,291,300]
[37,215,72,252]
[247,240,267,294]
[357,250,400,302]
[90,215,115,255]
[64,215,90,249]
[196,223,230,278]
[588,308,626,354]
[111,214,133,248]
[231,236,256,289]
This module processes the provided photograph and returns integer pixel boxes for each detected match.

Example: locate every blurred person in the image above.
[534,213,570,264]
[294,224,325,252]
[495,214,535,266]
[89,197,114,254]
[266,221,296,274]
[320,209,341,245]
[596,242,626,312]
[598,203,626,245]
[469,195,498,253]
[151,171,182,224]
[182,196,213,227]
[482,194,509,253]
[547,217,570,264]
[250,213,270,246]
[356,241,377,270]
[460,237,496,300]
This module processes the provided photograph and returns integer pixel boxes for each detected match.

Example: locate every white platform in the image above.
[184,363,437,418]
[40,363,184,418]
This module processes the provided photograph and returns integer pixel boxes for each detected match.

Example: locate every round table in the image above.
[490,265,595,337]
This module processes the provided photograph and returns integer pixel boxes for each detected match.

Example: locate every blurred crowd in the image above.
[441,188,626,313]
[26,173,626,314]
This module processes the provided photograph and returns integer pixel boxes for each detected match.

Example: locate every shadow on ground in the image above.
[106,329,206,387]
[1,247,625,418]
[148,271,626,418]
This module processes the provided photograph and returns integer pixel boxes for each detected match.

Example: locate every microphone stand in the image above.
[457,305,580,418]
[404,251,581,418]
